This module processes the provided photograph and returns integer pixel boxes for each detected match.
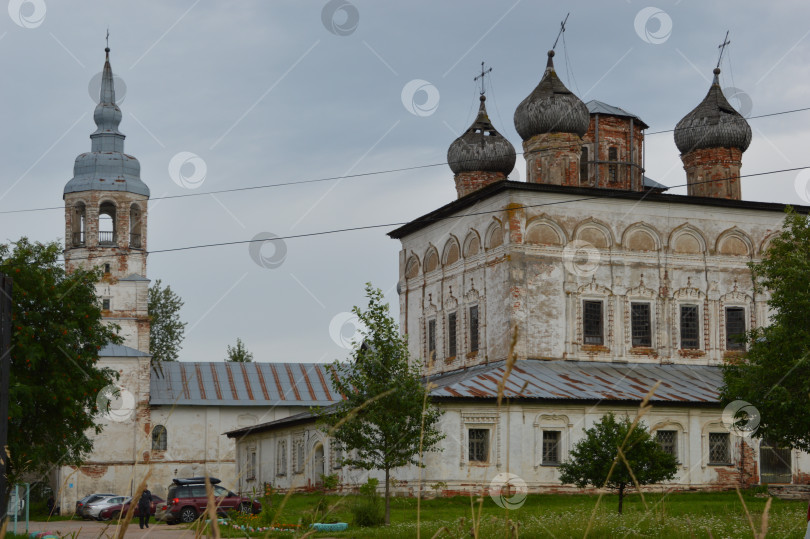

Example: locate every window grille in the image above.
[725,307,746,350]
[608,147,618,183]
[680,305,700,349]
[277,441,287,476]
[469,306,479,353]
[448,312,457,357]
[151,425,167,450]
[709,433,730,464]
[583,300,604,345]
[656,430,677,458]
[468,429,489,463]
[631,303,652,347]
[542,431,560,464]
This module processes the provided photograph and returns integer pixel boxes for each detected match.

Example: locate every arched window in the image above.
[72,203,86,247]
[152,425,167,451]
[130,204,142,248]
[99,202,117,246]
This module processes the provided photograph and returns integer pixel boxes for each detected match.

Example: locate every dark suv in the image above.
[155,477,261,524]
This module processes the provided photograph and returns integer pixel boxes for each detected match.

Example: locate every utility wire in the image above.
[4,104,810,216]
[57,164,810,262]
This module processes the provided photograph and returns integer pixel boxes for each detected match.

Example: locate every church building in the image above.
[227,50,810,495]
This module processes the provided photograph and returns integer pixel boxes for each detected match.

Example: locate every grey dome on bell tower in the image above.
[674,68,752,154]
[64,47,150,197]
[448,95,516,175]
[514,50,590,140]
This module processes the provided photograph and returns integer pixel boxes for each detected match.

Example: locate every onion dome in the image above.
[64,47,149,197]
[674,68,752,154]
[448,95,516,175]
[514,50,589,140]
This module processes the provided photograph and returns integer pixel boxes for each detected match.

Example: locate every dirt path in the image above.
[20,520,196,538]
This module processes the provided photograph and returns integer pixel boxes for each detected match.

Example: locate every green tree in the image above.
[558,412,678,514]
[317,283,444,525]
[721,208,810,451]
[1,239,119,488]
[226,337,253,362]
[148,279,186,367]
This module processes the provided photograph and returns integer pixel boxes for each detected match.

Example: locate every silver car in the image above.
[84,495,129,520]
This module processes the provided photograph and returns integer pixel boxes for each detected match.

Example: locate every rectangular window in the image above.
[580,146,589,182]
[246,449,256,480]
[102,298,111,311]
[583,300,604,345]
[277,441,287,476]
[428,319,436,361]
[448,312,457,357]
[726,307,746,350]
[709,432,730,465]
[468,428,489,463]
[656,430,677,458]
[469,306,479,353]
[333,444,343,470]
[542,431,561,465]
[631,302,652,347]
[608,147,618,183]
[295,441,305,473]
[680,304,700,349]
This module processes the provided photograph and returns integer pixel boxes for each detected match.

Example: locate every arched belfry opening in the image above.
[98,201,117,246]
[71,202,86,247]
[130,203,142,248]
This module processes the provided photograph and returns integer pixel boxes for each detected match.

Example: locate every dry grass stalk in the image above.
[416,381,436,539]
[203,474,222,539]
[758,497,772,538]
[496,326,519,407]
[736,487,758,537]
[583,381,661,537]
[430,526,450,539]
[616,446,649,512]
[113,469,151,539]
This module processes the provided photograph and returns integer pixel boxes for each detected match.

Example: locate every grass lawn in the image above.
[206,489,809,538]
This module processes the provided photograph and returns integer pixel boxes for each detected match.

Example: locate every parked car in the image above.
[155,477,261,524]
[98,496,165,521]
[75,493,117,518]
[84,495,128,520]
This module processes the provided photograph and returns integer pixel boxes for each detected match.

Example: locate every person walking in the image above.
[138,487,153,529]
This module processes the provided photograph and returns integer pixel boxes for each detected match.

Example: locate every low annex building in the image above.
[225,51,809,494]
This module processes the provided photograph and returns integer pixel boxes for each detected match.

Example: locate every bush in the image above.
[351,478,384,527]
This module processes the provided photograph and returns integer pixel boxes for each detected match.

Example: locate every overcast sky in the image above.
[2,1,809,364]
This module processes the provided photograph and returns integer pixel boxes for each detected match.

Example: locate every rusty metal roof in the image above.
[150,362,340,407]
[428,360,722,403]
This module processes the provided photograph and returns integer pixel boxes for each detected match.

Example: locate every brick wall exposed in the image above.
[681,147,743,200]
[455,171,507,198]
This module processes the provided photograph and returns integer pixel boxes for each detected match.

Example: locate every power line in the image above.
[57,164,810,262]
[4,104,810,217]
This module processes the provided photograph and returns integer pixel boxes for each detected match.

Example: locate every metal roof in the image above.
[586,100,649,128]
[99,343,149,357]
[150,362,340,407]
[643,175,668,190]
[428,360,722,403]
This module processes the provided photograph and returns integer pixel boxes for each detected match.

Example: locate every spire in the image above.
[64,46,149,198]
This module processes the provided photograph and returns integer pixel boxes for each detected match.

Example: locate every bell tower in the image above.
[63,46,151,353]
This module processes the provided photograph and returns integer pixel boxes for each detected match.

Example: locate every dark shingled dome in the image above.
[448,95,516,175]
[514,50,589,141]
[674,68,752,154]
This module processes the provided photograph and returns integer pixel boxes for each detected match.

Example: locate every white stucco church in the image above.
[56,44,809,509]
